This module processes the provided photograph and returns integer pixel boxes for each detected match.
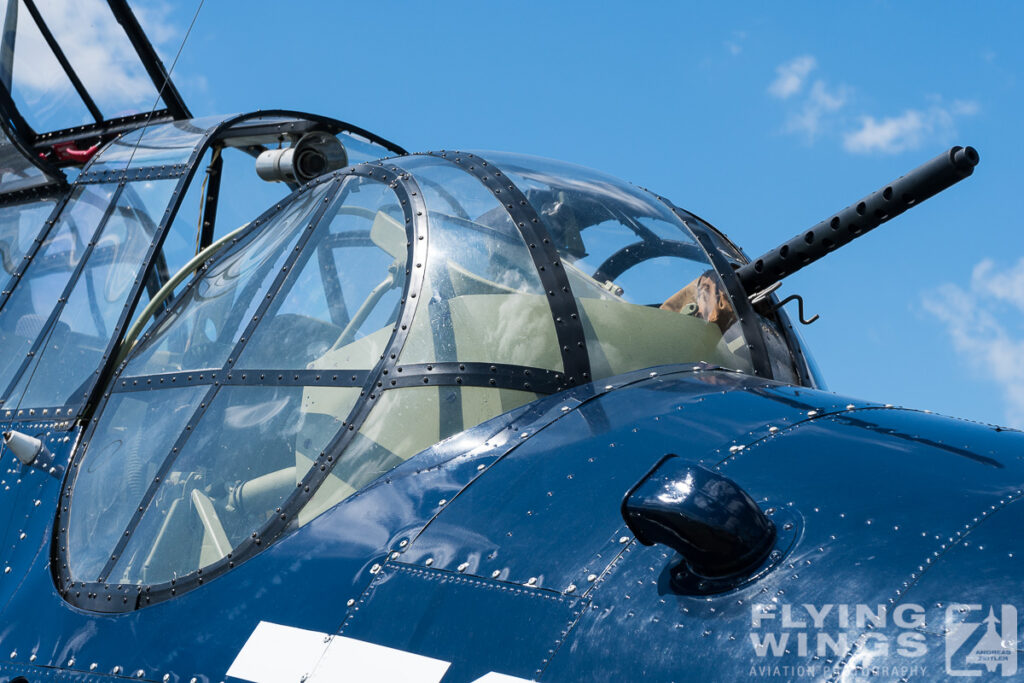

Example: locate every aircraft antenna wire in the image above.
[123,0,205,170]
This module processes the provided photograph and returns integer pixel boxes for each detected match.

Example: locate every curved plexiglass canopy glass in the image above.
[59,151,808,610]
[0,111,404,423]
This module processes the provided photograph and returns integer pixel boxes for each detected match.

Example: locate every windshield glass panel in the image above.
[67,386,207,582]
[8,180,174,409]
[392,156,562,371]
[300,385,537,525]
[122,182,331,376]
[235,176,406,370]
[483,152,754,378]
[87,116,227,173]
[0,184,115,403]
[105,384,356,585]
[64,164,558,596]
[338,132,395,166]
[0,197,59,279]
[0,130,55,193]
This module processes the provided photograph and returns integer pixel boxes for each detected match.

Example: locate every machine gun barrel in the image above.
[736,145,979,296]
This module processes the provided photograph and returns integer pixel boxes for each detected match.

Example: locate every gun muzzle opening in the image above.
[952,145,980,173]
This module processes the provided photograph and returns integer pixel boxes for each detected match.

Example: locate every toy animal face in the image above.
[696,273,735,332]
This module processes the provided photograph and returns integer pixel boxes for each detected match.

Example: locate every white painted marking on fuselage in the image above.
[308,632,450,683]
[227,621,534,682]
[226,622,331,683]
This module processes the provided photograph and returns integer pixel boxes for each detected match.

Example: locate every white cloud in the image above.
[132,1,180,49]
[768,57,849,143]
[924,259,1024,427]
[951,99,980,116]
[768,55,816,99]
[843,111,926,154]
[766,56,982,156]
[11,0,179,124]
[784,80,848,141]
[724,31,747,56]
[973,260,1024,313]
[842,100,979,155]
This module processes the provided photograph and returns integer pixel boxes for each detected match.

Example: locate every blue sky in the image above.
[137,1,1023,427]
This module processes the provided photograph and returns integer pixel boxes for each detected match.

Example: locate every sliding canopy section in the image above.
[0,110,404,422]
[0,0,195,202]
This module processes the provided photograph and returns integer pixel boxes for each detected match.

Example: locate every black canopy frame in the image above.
[52,150,820,612]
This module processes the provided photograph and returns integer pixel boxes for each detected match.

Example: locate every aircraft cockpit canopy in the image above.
[60,151,814,609]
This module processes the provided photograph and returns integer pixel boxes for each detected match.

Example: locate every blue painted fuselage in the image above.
[0,364,1019,681]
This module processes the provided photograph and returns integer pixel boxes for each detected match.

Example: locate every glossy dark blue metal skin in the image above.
[0,422,78,614]
[0,364,1020,681]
